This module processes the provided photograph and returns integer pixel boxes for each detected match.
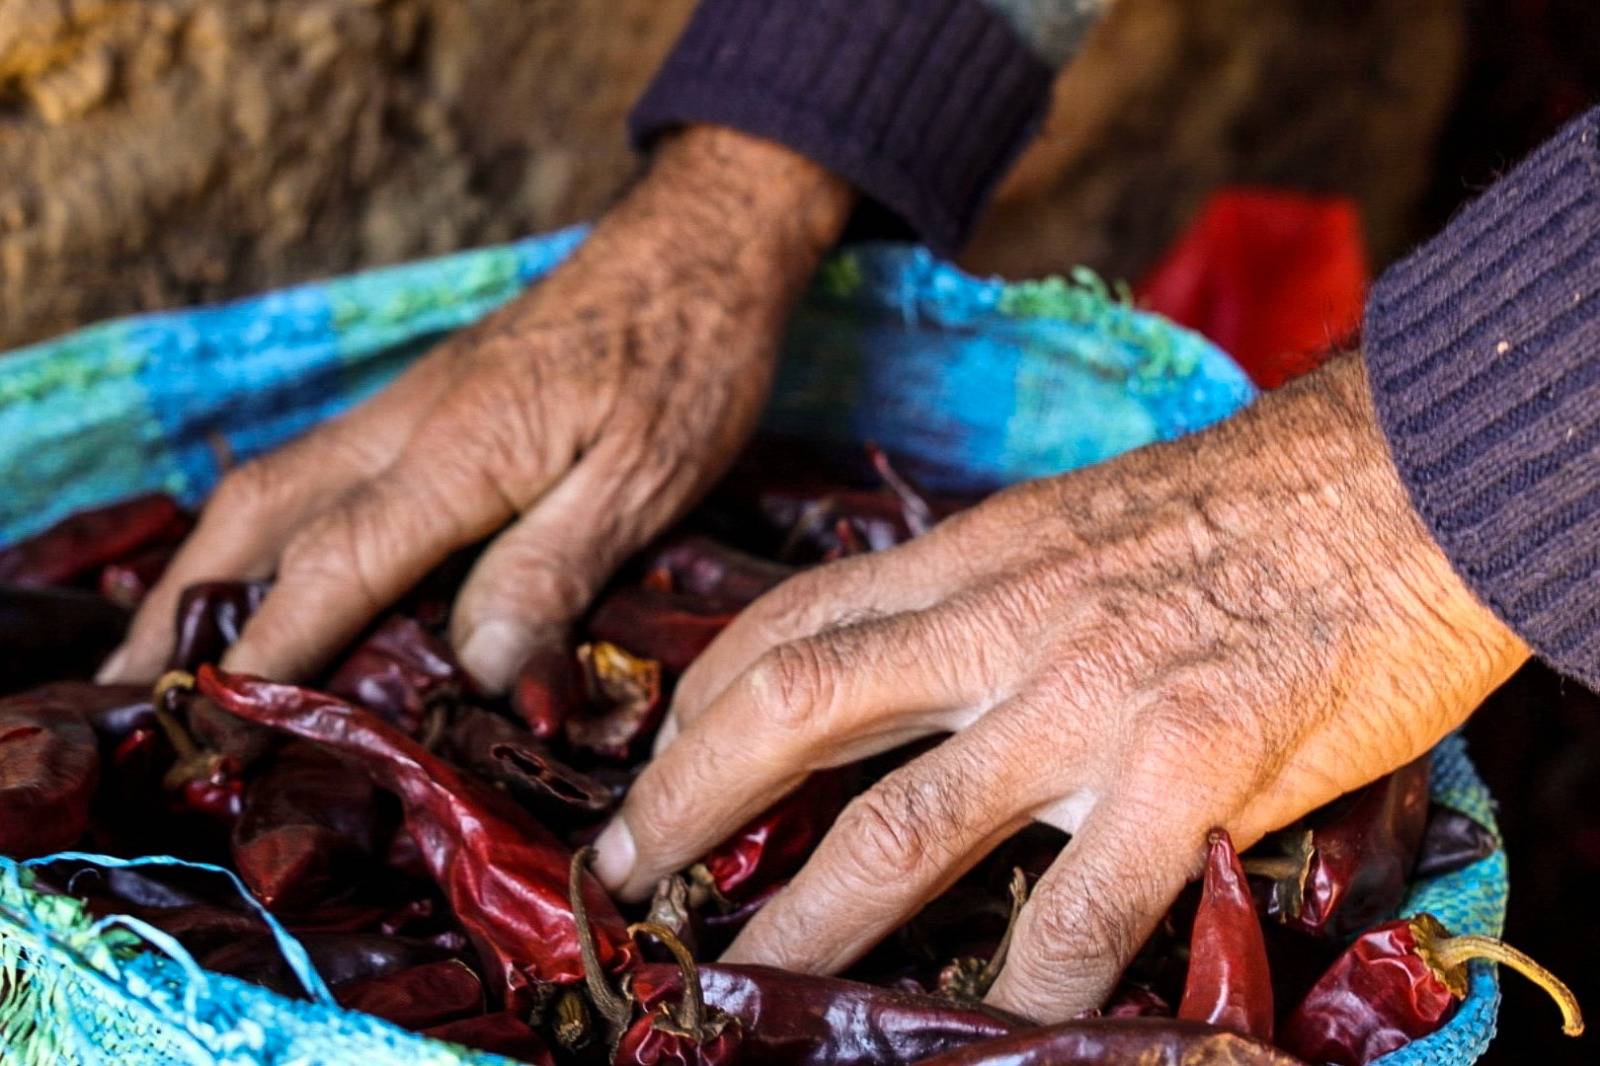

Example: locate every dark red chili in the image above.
[586,586,737,675]
[333,958,485,1031]
[440,705,614,821]
[1178,828,1273,1039]
[614,923,743,1066]
[1280,914,1583,1066]
[1251,757,1430,937]
[511,639,584,741]
[644,535,796,606]
[567,642,666,761]
[0,688,99,857]
[908,1017,1308,1065]
[1413,803,1498,879]
[231,740,385,911]
[196,666,636,1009]
[423,1012,556,1064]
[326,615,468,736]
[0,493,191,589]
[169,581,271,671]
[690,767,858,904]
[1,586,128,695]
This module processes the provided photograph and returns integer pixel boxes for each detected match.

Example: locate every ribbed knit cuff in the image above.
[1364,107,1600,690]
[630,0,1053,255]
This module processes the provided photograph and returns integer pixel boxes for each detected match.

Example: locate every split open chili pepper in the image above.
[689,767,858,905]
[1178,828,1273,1040]
[512,640,584,741]
[333,958,486,1031]
[644,536,797,606]
[196,666,635,1009]
[327,615,468,737]
[1280,913,1583,1066]
[586,587,738,675]
[567,642,666,761]
[909,1017,1308,1065]
[615,922,743,1065]
[1248,756,1430,937]
[1413,803,1498,879]
[0,493,191,589]
[231,739,385,911]
[424,1012,556,1064]
[441,705,614,821]
[0,688,99,857]
[1,585,128,694]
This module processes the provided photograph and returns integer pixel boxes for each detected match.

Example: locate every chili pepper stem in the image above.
[569,847,633,1034]
[629,920,707,1034]
[976,869,1029,993]
[1418,923,1584,1037]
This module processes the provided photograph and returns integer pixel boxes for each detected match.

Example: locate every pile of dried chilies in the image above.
[0,449,1582,1065]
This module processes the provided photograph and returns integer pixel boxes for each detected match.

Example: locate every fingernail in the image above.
[592,818,636,892]
[95,645,130,684]
[458,620,530,695]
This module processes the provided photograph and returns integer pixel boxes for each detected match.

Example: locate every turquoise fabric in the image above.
[0,228,1502,1064]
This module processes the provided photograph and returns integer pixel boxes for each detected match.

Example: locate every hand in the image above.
[101,126,853,690]
[592,354,1528,1021]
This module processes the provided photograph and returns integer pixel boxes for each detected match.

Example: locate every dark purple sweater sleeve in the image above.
[1364,106,1600,689]
[629,0,1053,254]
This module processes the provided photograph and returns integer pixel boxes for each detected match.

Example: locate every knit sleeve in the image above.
[628,0,1060,254]
[1363,106,1600,689]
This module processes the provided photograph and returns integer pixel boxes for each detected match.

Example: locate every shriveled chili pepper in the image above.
[1249,757,1430,937]
[512,640,584,741]
[201,930,457,997]
[616,922,743,1066]
[0,687,99,857]
[424,1012,556,1064]
[327,615,469,736]
[441,705,615,821]
[1,586,128,694]
[1102,985,1172,1019]
[586,587,737,675]
[197,667,635,1009]
[1414,803,1498,879]
[0,493,191,589]
[567,642,666,761]
[644,535,797,606]
[909,1017,1308,1065]
[98,543,179,609]
[232,740,385,911]
[760,490,912,563]
[151,672,246,824]
[169,580,270,670]
[1177,828,1273,1040]
[689,767,858,905]
[1281,913,1583,1066]
[333,958,485,1031]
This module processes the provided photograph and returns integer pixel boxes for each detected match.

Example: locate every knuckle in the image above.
[832,776,947,882]
[210,461,276,516]
[745,639,835,731]
[1025,873,1137,975]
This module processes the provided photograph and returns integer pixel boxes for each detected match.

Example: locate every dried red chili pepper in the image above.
[231,740,385,911]
[169,581,271,670]
[567,642,666,761]
[440,705,615,821]
[512,639,584,741]
[689,767,858,904]
[909,1017,1308,1065]
[615,923,743,1066]
[1249,757,1430,937]
[98,542,179,610]
[1,586,128,694]
[327,616,468,736]
[333,958,485,1031]
[1102,985,1172,1019]
[586,587,737,675]
[1414,804,1498,879]
[424,1012,556,1064]
[1281,914,1583,1066]
[0,493,191,589]
[1177,828,1273,1040]
[644,536,796,606]
[196,667,635,1009]
[0,687,99,857]
[150,672,246,824]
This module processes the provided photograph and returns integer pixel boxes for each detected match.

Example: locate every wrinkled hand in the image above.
[101,127,853,690]
[593,355,1528,1021]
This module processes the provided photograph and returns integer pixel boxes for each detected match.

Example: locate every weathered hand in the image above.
[593,354,1528,1021]
[101,127,853,690]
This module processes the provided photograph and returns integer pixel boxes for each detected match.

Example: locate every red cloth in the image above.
[1137,189,1368,390]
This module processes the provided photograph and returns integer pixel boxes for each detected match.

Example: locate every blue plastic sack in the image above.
[0,227,1504,1065]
